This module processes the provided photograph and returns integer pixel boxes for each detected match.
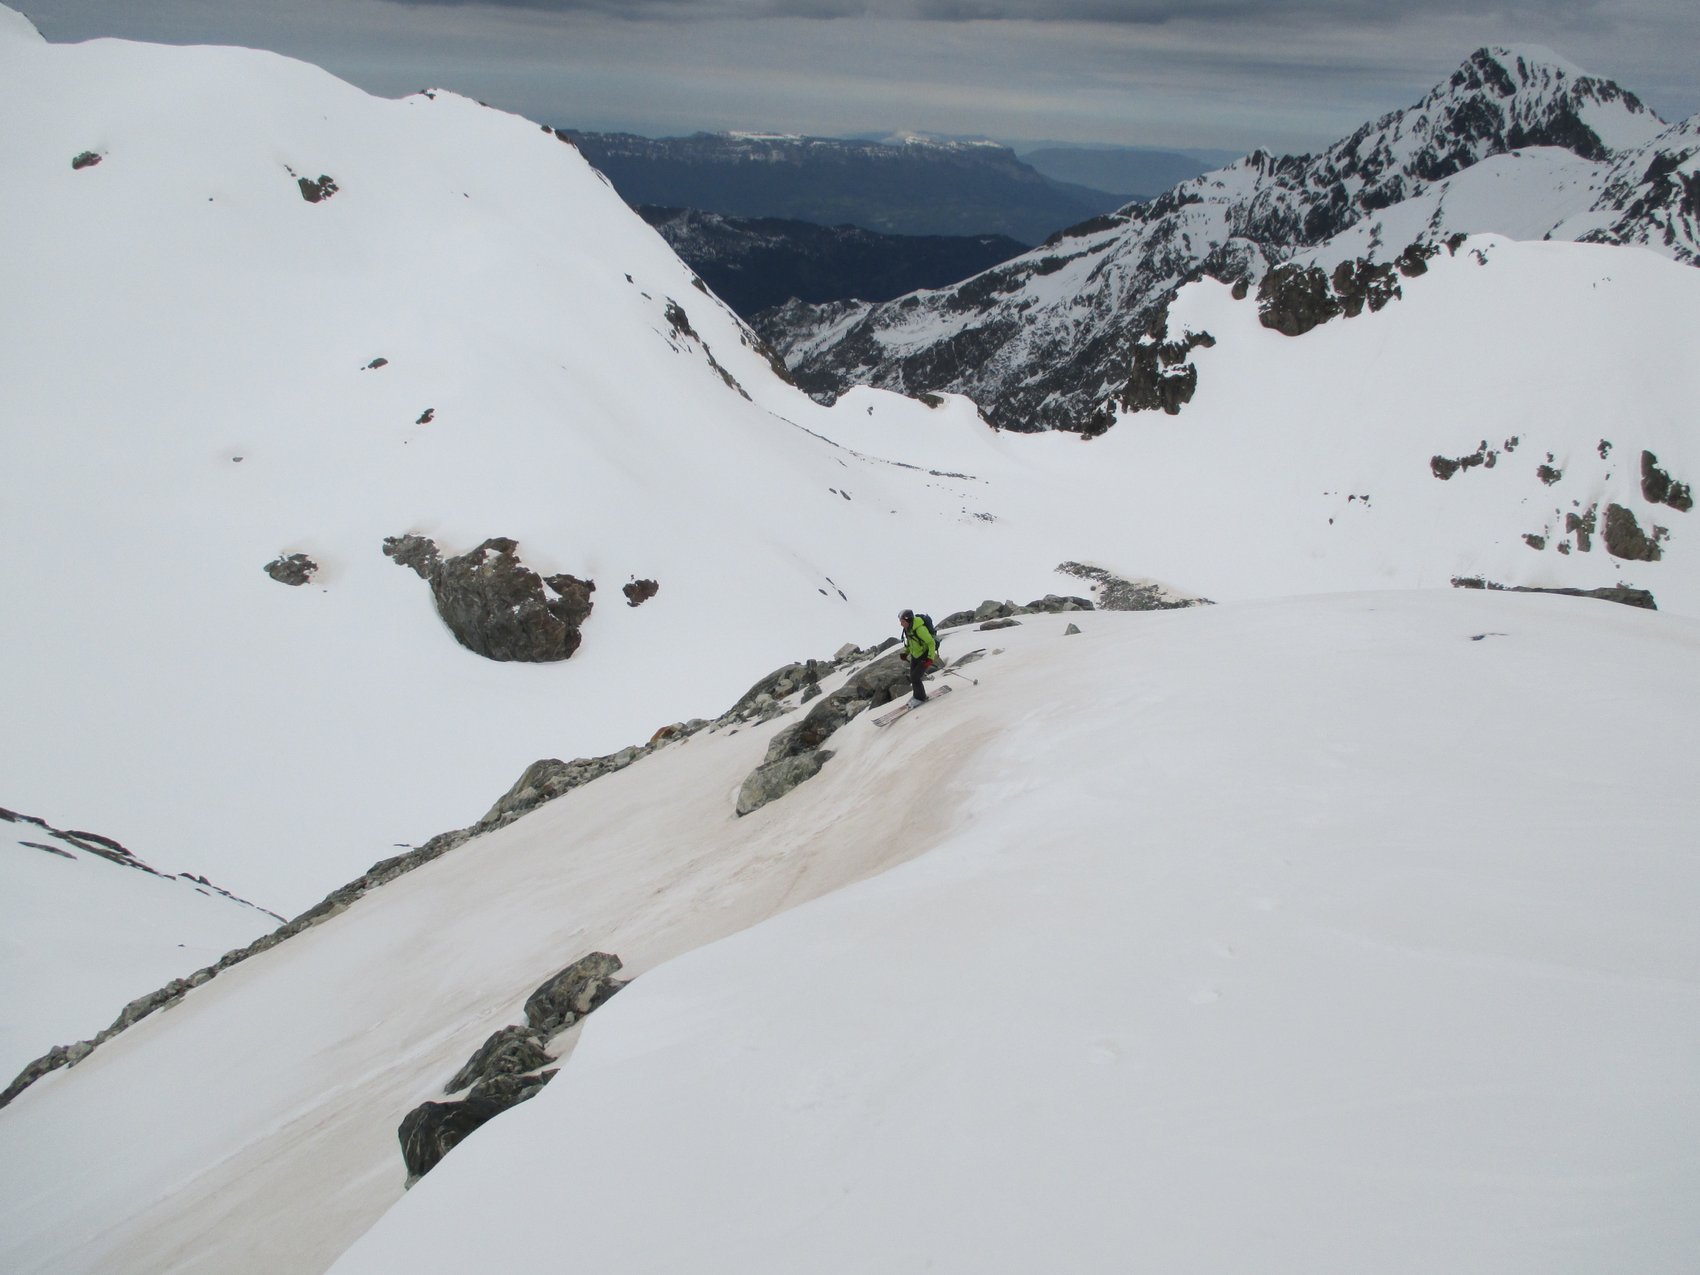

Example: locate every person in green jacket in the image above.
[898,608,939,705]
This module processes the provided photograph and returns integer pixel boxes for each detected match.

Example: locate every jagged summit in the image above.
[765,47,1680,433]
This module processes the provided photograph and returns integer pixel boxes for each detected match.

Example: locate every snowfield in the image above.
[4,594,1697,1275]
[2,11,1698,1274]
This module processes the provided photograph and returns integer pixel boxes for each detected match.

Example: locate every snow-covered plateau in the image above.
[0,9,1696,1274]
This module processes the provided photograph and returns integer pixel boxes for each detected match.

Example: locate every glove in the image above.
[899,652,909,662]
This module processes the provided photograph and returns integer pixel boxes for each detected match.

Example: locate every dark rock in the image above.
[363,358,389,371]
[467,1069,557,1106]
[71,151,102,170]
[1641,451,1693,511]
[1055,562,1208,610]
[298,174,339,203]
[622,578,659,607]
[264,552,318,586]
[445,1025,553,1095]
[1064,622,1083,635]
[1602,503,1662,561]
[382,534,441,579]
[416,408,435,425]
[736,748,835,816]
[388,536,596,663]
[1450,576,1656,610]
[523,952,626,1036]
[1257,263,1341,336]
[1431,441,1494,480]
[980,618,1022,631]
[1537,463,1563,485]
[399,1094,514,1183]
[1565,507,1597,552]
[1117,307,1215,416]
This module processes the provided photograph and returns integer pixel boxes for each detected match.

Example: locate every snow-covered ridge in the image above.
[768,45,1693,433]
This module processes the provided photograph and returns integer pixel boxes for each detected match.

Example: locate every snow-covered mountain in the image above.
[767,46,1697,433]
[2,13,1697,1273]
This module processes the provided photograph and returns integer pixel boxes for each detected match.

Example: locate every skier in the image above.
[897,608,939,706]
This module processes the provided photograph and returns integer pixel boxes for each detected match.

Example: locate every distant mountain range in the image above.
[638,206,1025,318]
[762,46,1700,434]
[1015,145,1219,200]
[563,130,1129,245]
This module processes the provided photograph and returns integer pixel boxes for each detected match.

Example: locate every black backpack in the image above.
[915,612,941,649]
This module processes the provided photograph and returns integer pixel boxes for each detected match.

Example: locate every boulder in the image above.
[264,552,317,586]
[384,535,596,662]
[523,952,626,1036]
[444,1025,553,1095]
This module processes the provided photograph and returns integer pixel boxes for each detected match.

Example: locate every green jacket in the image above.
[903,616,939,662]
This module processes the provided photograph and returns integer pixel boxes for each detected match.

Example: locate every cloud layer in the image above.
[19,0,1700,153]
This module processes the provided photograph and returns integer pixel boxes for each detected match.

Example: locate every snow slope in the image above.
[0,813,279,1077]
[3,592,1695,1275]
[0,12,1036,915]
[3,13,1697,1096]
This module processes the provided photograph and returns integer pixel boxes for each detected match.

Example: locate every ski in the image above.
[871,682,953,728]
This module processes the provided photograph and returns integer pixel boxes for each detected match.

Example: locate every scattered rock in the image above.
[363,358,389,371]
[1565,507,1597,553]
[1602,503,1663,561]
[1431,440,1496,480]
[1641,451,1693,512]
[382,534,440,580]
[622,578,659,607]
[416,408,435,425]
[1064,622,1083,635]
[1537,463,1563,485]
[1055,563,1208,610]
[264,553,318,586]
[71,150,102,170]
[297,174,339,203]
[980,618,1021,631]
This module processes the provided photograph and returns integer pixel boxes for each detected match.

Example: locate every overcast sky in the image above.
[17,0,1699,154]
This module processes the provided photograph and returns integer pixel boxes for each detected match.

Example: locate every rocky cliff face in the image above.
[763,47,1687,434]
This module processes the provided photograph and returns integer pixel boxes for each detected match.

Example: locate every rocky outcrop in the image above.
[622,578,659,607]
[1641,450,1693,511]
[1450,576,1657,610]
[383,535,596,662]
[1054,563,1210,611]
[523,952,627,1036]
[444,1026,553,1095]
[399,952,627,1184]
[400,1089,538,1184]
[1115,307,1215,418]
[1602,503,1664,561]
[264,552,317,586]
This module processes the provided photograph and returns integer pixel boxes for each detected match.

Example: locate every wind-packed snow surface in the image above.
[6,593,1693,1275]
